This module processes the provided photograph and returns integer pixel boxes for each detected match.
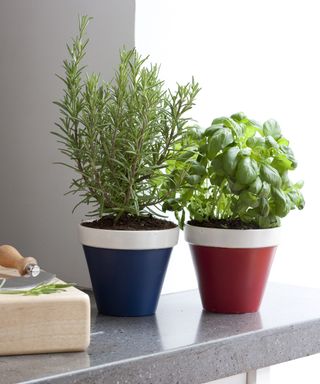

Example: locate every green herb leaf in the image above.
[189,162,207,176]
[204,124,224,137]
[239,148,252,157]
[222,147,240,176]
[258,181,271,198]
[265,135,279,149]
[235,157,259,185]
[222,118,243,137]
[249,177,262,194]
[207,128,234,160]
[0,282,74,296]
[272,154,293,172]
[186,175,202,185]
[259,197,270,217]
[263,119,282,139]
[211,155,225,176]
[230,112,247,122]
[260,164,282,188]
[247,136,265,148]
[280,145,297,169]
[287,188,305,210]
[272,188,291,217]
[229,180,246,193]
[258,215,280,228]
[236,190,259,212]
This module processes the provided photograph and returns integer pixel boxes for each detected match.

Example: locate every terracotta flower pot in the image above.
[185,224,281,313]
[79,224,179,317]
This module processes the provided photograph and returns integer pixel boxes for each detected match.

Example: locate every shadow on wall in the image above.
[0,0,135,286]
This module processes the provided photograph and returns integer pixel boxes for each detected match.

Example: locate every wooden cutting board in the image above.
[0,266,91,356]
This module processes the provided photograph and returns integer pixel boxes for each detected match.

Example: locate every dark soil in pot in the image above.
[82,214,176,230]
[188,218,260,230]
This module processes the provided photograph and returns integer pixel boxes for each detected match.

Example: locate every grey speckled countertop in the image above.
[2,283,320,384]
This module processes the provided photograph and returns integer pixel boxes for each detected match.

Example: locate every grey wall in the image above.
[0,0,135,286]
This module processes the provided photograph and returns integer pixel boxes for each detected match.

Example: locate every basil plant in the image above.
[164,113,304,229]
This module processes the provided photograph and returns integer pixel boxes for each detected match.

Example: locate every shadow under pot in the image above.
[185,224,281,314]
[78,223,179,317]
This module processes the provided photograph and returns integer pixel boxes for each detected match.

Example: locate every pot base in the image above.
[190,245,277,314]
[84,246,172,317]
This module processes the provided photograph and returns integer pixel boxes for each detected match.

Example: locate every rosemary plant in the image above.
[53,16,200,222]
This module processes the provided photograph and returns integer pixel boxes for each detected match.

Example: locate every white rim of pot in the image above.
[78,222,179,250]
[185,223,281,248]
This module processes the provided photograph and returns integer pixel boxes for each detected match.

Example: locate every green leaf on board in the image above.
[0,282,74,296]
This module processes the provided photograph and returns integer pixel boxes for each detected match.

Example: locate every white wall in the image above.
[0,0,135,286]
[1,0,319,293]
[135,0,320,293]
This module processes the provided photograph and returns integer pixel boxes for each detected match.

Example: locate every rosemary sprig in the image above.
[0,282,74,296]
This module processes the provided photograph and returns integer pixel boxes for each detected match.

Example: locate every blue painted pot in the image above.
[83,246,172,316]
[79,224,179,317]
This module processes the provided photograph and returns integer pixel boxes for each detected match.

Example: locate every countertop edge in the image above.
[20,318,320,384]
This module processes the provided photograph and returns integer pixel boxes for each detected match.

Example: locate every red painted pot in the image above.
[185,224,281,313]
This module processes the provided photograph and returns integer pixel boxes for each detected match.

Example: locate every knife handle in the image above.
[0,245,38,276]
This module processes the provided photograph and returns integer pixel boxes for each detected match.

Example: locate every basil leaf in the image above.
[231,112,247,122]
[204,124,224,137]
[187,127,202,141]
[189,162,206,176]
[211,117,242,137]
[181,189,194,202]
[272,154,293,172]
[266,135,279,150]
[260,197,270,217]
[294,180,304,189]
[280,145,297,169]
[263,119,282,139]
[207,128,234,160]
[211,155,225,176]
[247,136,265,148]
[287,189,305,210]
[259,181,271,198]
[249,177,262,194]
[260,164,282,188]
[229,180,246,193]
[258,215,280,228]
[236,190,259,212]
[243,124,256,139]
[210,174,225,186]
[222,147,240,176]
[272,188,291,217]
[244,119,262,138]
[199,143,208,154]
[177,150,195,162]
[211,117,228,125]
[247,119,262,131]
[186,175,201,185]
[277,137,289,145]
[239,148,252,157]
[235,157,259,185]
[223,118,243,137]
[162,198,181,212]
[281,171,292,188]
